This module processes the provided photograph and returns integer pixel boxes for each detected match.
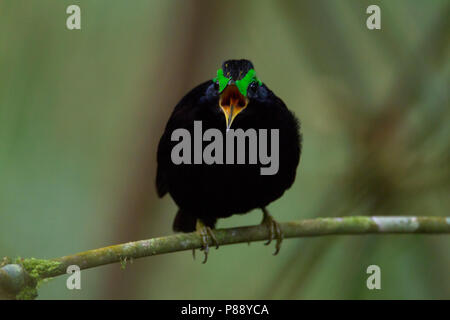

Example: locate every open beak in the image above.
[219,84,248,130]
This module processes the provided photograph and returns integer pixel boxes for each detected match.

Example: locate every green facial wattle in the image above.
[235,69,262,96]
[213,69,230,93]
[213,68,262,96]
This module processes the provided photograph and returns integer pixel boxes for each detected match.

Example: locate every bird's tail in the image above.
[172,210,197,232]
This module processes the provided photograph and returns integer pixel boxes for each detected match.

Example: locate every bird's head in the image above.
[212,59,263,130]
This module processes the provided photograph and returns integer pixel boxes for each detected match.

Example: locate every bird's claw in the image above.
[195,220,219,263]
[261,208,283,255]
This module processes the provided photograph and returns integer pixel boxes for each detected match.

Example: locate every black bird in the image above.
[156,59,302,262]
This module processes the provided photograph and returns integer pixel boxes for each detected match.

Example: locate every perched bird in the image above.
[156,59,302,262]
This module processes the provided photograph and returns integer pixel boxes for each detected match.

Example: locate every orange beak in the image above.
[219,85,248,130]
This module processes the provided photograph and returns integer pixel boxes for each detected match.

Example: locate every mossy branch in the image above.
[1,216,449,299]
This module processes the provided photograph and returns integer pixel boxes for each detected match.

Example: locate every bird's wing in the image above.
[155,80,213,198]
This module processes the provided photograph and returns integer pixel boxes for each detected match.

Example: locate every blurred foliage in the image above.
[0,0,449,299]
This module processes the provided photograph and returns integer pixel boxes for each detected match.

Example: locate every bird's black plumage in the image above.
[156,59,302,233]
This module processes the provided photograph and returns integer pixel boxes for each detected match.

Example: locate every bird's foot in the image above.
[261,208,283,255]
[194,220,219,263]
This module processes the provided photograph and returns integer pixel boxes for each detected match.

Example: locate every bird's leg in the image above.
[195,219,219,263]
[261,207,283,255]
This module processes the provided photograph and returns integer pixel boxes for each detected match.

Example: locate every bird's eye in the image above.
[247,81,259,97]
[206,82,220,98]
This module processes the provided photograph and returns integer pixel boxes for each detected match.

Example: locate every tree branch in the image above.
[1,216,449,299]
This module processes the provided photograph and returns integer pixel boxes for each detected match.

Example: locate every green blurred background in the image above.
[1,0,449,299]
